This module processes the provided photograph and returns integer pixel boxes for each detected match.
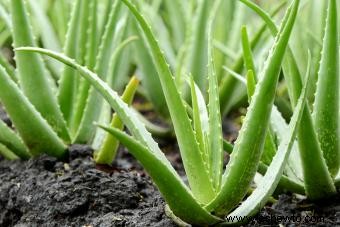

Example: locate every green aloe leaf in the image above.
[241,26,257,79]
[313,0,339,177]
[224,54,311,224]
[28,0,62,77]
[163,0,186,51]
[91,36,138,150]
[189,76,209,167]
[206,0,300,216]
[207,0,224,191]
[69,0,98,137]
[121,0,215,203]
[48,0,69,44]
[131,19,169,118]
[0,65,66,158]
[222,139,304,195]
[98,126,221,225]
[186,0,209,92]
[245,70,256,102]
[0,53,16,82]
[0,143,18,160]
[94,76,139,165]
[57,0,82,127]
[15,47,221,225]
[219,1,287,115]
[0,3,11,29]
[0,120,30,159]
[224,66,303,182]
[75,1,128,143]
[241,28,277,166]
[241,0,336,200]
[11,0,70,143]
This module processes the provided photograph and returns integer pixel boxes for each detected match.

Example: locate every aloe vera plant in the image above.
[240,0,340,201]
[0,0,138,161]
[129,1,287,120]
[16,0,306,224]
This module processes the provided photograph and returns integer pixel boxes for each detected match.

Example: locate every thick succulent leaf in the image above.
[213,1,239,81]
[206,0,300,216]
[173,3,195,90]
[222,66,246,84]
[189,77,209,166]
[137,1,176,68]
[91,36,138,150]
[163,0,186,51]
[186,0,209,91]
[225,64,303,182]
[94,76,139,165]
[57,0,83,127]
[207,0,224,191]
[222,139,304,195]
[0,120,30,159]
[242,45,277,166]
[109,21,134,91]
[270,105,303,182]
[241,26,257,79]
[75,1,128,143]
[121,0,215,203]
[84,0,97,71]
[17,47,221,225]
[98,126,221,225]
[219,1,286,115]
[131,20,169,118]
[239,1,303,182]
[257,162,304,195]
[69,0,98,136]
[0,65,66,158]
[313,0,339,177]
[224,50,311,223]
[0,143,18,160]
[91,101,111,151]
[0,53,16,82]
[11,0,70,143]
[214,41,237,61]
[48,0,69,44]
[16,47,162,162]
[28,0,62,77]
[0,3,11,29]
[242,0,336,200]
[245,70,256,102]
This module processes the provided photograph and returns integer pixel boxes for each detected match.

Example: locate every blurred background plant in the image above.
[0,0,140,161]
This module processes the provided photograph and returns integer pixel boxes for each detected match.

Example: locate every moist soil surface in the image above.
[0,145,339,227]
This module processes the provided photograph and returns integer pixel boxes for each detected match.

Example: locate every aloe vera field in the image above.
[0,0,339,226]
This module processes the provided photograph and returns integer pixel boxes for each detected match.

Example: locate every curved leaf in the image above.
[16,47,221,225]
[225,50,311,224]
[0,120,30,159]
[121,0,215,203]
[313,0,339,177]
[0,65,66,158]
[206,0,300,216]
[241,0,336,200]
[11,0,70,143]
[98,126,221,225]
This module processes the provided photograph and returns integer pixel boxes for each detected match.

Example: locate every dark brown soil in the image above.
[1,145,339,227]
[0,145,177,227]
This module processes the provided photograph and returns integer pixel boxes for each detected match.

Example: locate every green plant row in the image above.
[17,0,304,224]
[0,0,339,225]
